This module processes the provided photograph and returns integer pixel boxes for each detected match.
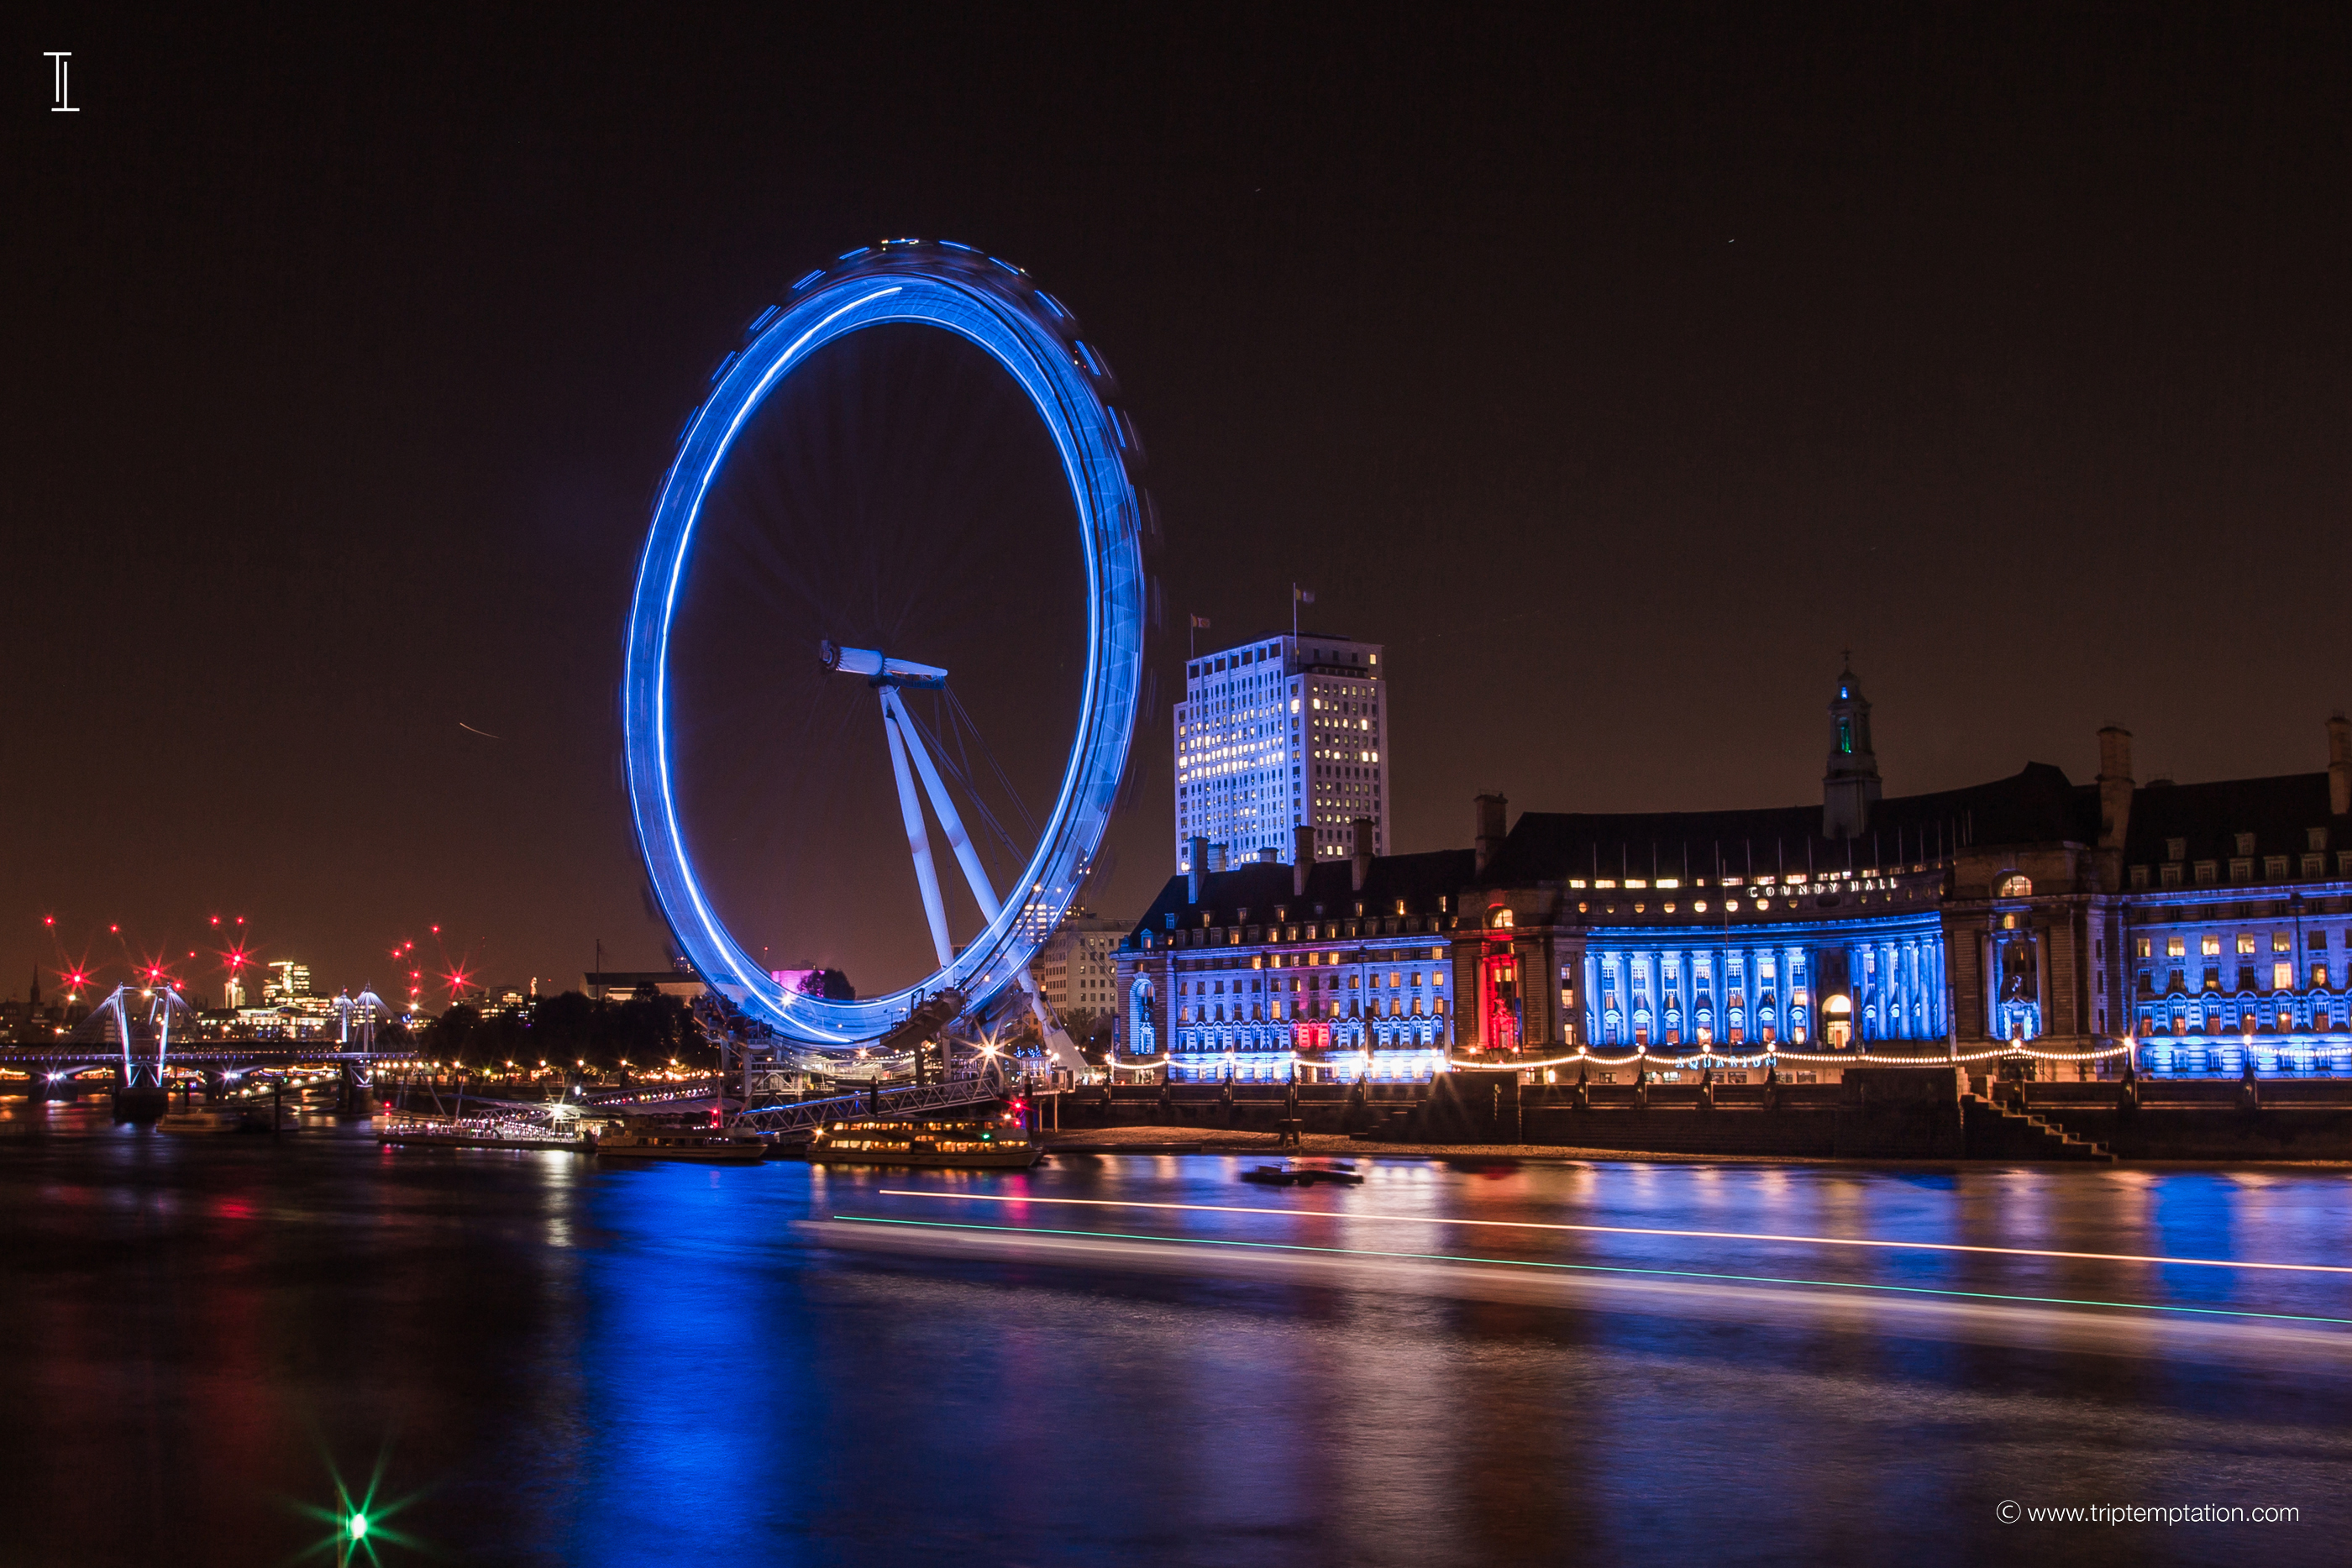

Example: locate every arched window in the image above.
[1489,908,1515,929]
[1998,873,2033,898]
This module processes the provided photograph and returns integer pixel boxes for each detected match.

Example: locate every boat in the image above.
[378,1120,590,1152]
[1240,1161,1364,1188]
[156,1108,245,1135]
[806,1118,1042,1170]
[593,1125,768,1164]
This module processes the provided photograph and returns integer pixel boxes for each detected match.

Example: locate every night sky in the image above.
[8,7,2349,1007]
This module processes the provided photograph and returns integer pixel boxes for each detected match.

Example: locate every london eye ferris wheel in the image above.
[621,241,1153,1049]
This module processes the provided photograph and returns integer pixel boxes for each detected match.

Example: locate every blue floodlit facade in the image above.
[1116,669,2352,1081]
[1118,845,1465,1084]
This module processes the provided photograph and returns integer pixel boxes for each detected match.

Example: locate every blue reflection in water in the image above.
[0,1105,2347,1567]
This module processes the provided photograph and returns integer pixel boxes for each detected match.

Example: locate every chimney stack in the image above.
[1350,816,1374,893]
[1256,847,1278,863]
[2096,725,2134,852]
[1210,843,1228,873]
[1292,826,1315,895]
[1474,793,1509,876]
[2331,713,2350,817]
[1185,835,1208,905]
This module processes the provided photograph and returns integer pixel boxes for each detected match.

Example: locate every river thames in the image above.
[0,1103,2344,1566]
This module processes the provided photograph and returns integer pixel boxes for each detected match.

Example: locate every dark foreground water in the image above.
[0,1103,2345,1567]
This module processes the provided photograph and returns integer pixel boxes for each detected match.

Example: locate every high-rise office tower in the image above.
[1173,632,1388,872]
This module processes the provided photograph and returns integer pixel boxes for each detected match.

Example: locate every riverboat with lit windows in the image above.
[591,1125,767,1163]
[806,1117,1042,1169]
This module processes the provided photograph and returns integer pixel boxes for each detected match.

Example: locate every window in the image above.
[2229,857,2252,881]
[2136,936,2153,959]
[2234,832,2256,857]
[2166,837,2187,862]
[2160,864,2183,888]
[2194,862,2217,884]
[2304,854,2326,878]
[2273,931,2292,952]
[2234,933,2255,955]
[2166,936,2186,958]
[2264,856,2289,878]
[2206,936,2224,957]
[2313,931,2329,952]
[2274,962,2294,991]
[1998,873,2033,898]
[2130,865,2150,889]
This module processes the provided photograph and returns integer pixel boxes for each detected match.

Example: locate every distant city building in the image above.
[584,969,707,1002]
[1035,909,1130,1020]
[1174,632,1387,873]
[1011,889,1068,947]
[769,968,855,1000]
[263,961,312,1003]
[1120,663,2352,1083]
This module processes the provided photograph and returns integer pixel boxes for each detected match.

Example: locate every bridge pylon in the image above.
[69,983,197,1122]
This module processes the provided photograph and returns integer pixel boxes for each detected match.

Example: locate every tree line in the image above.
[407,989,706,1071]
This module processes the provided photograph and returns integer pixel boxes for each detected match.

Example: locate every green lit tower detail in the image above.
[1823,657,1882,839]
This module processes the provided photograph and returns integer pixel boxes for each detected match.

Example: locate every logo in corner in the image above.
[47,51,78,113]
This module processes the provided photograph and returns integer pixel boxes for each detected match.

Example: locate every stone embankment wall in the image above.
[1065,1070,2352,1160]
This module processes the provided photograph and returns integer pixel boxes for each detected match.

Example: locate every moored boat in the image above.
[156,1108,245,1135]
[593,1126,767,1163]
[806,1118,1041,1170]
[378,1120,590,1152]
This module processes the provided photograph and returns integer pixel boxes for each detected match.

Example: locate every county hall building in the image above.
[1116,664,2352,1084]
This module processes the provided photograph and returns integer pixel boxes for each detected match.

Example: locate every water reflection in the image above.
[0,1101,2344,1565]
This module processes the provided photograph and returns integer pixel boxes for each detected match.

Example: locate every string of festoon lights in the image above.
[1103,1040,2147,1073]
[1441,1039,2142,1070]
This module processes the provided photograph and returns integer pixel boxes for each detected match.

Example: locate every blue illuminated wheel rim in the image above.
[622,242,1148,1045]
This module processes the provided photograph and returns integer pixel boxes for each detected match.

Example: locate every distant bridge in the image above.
[7,983,415,1110]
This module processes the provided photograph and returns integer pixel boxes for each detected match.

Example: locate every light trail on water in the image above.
[874,1190,2352,1277]
[827,1216,2352,1326]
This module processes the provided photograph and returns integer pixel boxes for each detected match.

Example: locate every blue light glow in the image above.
[622,245,1147,1044]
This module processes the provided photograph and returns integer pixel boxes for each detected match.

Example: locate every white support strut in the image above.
[882,697,954,968]
[879,686,1002,924]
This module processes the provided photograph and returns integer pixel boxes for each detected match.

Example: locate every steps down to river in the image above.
[1960,1091,2116,1162]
